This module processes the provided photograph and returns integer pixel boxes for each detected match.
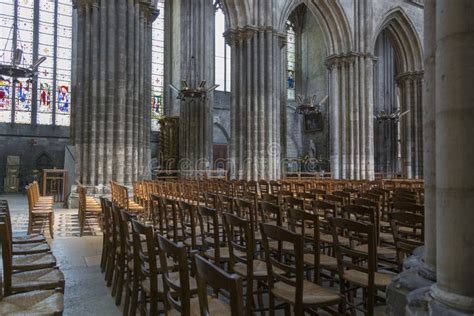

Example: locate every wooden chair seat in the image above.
[233,259,284,278]
[0,290,63,315]
[12,242,50,255]
[342,269,393,290]
[354,244,397,257]
[10,268,65,293]
[166,296,231,316]
[12,252,56,271]
[303,253,338,270]
[320,233,350,245]
[142,272,197,294]
[269,240,294,252]
[272,279,340,306]
[204,247,230,261]
[379,232,395,243]
[12,234,46,244]
[31,208,53,214]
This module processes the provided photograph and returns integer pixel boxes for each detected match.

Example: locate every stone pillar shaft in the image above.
[423,0,437,273]
[227,27,283,180]
[432,0,474,311]
[72,0,157,186]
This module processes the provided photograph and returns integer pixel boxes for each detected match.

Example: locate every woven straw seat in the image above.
[0,290,64,315]
[10,268,65,293]
[12,234,46,244]
[272,279,340,306]
[12,252,56,271]
[12,242,50,255]
[166,296,230,316]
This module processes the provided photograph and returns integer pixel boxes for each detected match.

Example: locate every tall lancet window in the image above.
[151,0,165,131]
[215,3,231,92]
[0,0,72,126]
[287,21,296,100]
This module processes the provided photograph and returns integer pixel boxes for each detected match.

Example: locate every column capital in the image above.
[396,70,425,83]
[73,0,98,9]
[140,1,160,22]
[224,25,285,46]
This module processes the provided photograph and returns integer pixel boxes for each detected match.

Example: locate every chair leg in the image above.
[28,214,33,234]
[100,238,108,273]
[49,213,54,238]
[115,261,125,306]
[123,273,131,316]
[111,262,119,297]
[130,271,139,316]
[106,251,115,287]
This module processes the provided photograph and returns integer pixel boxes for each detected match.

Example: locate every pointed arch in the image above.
[372,7,423,73]
[278,0,353,55]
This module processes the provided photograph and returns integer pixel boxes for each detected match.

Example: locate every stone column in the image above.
[423,0,437,276]
[431,0,474,312]
[226,27,283,180]
[72,0,157,186]
[164,0,215,172]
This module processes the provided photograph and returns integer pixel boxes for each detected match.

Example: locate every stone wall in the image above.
[0,124,69,193]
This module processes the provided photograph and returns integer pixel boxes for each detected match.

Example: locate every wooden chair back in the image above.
[156,234,192,315]
[194,254,244,316]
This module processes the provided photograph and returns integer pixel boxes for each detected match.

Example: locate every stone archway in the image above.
[372,8,424,179]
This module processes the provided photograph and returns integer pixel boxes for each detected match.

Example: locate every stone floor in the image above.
[1,193,388,315]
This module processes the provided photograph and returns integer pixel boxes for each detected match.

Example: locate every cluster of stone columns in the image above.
[327,53,375,180]
[177,0,215,170]
[397,71,424,179]
[72,0,157,186]
[388,0,474,314]
[430,0,474,311]
[225,27,284,180]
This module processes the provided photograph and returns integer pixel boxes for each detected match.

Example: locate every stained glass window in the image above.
[0,0,72,126]
[215,6,231,92]
[151,0,165,131]
[55,0,72,126]
[287,22,296,100]
[0,0,14,123]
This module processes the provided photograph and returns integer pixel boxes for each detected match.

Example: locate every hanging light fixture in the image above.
[0,23,46,81]
[295,94,328,115]
[169,56,219,101]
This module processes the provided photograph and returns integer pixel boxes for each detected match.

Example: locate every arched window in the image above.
[0,0,72,126]
[151,0,165,131]
[287,21,296,100]
[215,4,231,92]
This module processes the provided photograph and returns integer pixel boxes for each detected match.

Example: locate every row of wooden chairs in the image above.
[99,180,424,315]
[99,198,244,315]
[25,181,55,238]
[0,200,64,315]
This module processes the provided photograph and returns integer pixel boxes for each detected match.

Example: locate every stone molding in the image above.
[224,26,286,46]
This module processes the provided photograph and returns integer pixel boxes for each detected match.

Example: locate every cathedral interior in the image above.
[0,0,473,315]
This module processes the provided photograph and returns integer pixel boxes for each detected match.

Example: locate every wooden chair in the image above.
[197,206,229,265]
[120,209,140,316]
[26,184,54,238]
[156,234,198,315]
[103,199,116,286]
[0,212,49,255]
[77,185,102,236]
[179,201,202,250]
[0,289,64,315]
[222,212,268,315]
[0,200,46,244]
[0,221,64,296]
[287,208,338,284]
[260,223,340,315]
[389,212,424,271]
[111,204,127,306]
[131,220,164,315]
[330,217,393,315]
[194,254,244,316]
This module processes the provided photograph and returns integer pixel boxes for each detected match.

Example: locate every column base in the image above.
[430,285,474,314]
[386,247,436,315]
[67,184,112,209]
